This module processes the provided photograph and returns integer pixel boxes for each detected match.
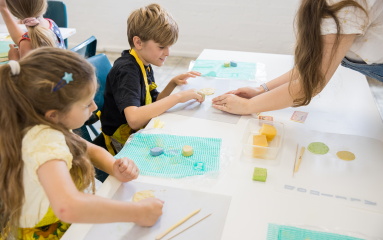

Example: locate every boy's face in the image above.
[139,40,171,67]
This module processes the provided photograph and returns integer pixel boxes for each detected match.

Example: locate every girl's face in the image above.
[59,92,97,130]
[139,40,171,67]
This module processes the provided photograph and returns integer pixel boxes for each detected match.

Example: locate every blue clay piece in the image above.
[230,61,237,67]
[150,147,164,156]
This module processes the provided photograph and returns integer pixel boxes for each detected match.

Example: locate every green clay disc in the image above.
[307,142,329,155]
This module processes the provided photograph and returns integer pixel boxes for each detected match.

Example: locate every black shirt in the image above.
[101,50,159,136]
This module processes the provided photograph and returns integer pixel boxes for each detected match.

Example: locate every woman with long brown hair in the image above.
[212,0,382,114]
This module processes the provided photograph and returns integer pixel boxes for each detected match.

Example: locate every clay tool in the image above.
[294,147,305,172]
[156,208,201,240]
[293,144,298,177]
[166,213,212,240]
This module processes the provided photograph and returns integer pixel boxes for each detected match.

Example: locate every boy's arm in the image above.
[124,89,202,130]
[0,4,25,45]
[156,71,201,101]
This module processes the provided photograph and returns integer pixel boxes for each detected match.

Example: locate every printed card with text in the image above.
[290,111,308,123]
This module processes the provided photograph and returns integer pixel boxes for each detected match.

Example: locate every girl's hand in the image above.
[212,94,251,115]
[0,0,7,10]
[112,157,139,182]
[171,71,201,85]
[178,89,204,103]
[134,198,164,226]
[222,86,263,99]
[8,44,19,61]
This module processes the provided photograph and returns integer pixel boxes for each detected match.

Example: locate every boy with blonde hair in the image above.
[101,4,203,155]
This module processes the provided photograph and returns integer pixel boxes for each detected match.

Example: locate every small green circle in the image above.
[308,142,329,155]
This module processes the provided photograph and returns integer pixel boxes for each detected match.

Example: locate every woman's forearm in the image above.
[246,81,297,113]
[265,69,297,91]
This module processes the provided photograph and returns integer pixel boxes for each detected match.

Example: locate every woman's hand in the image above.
[224,86,264,99]
[212,94,252,115]
[171,71,201,86]
[112,157,139,182]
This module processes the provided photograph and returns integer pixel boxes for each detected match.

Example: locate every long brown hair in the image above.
[292,0,368,106]
[0,48,96,238]
[6,0,57,48]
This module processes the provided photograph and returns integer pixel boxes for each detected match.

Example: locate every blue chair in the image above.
[86,54,112,182]
[43,1,68,48]
[70,36,97,59]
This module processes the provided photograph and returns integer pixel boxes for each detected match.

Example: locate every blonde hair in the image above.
[0,48,96,238]
[127,3,179,47]
[6,0,57,48]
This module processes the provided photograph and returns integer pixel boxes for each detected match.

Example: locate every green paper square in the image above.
[253,167,267,182]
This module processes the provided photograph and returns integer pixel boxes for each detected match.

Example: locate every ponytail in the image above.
[292,0,368,106]
[27,24,57,48]
[0,63,29,238]
[0,47,97,238]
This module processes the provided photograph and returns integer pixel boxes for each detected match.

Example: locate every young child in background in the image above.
[0,48,163,240]
[0,0,65,61]
[100,3,204,155]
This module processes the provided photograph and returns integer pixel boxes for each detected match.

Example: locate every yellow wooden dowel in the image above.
[155,208,201,240]
[294,147,305,172]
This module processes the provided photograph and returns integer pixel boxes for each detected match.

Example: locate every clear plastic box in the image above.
[241,119,284,160]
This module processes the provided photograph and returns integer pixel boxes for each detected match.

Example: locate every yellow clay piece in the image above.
[252,134,268,157]
[259,124,277,142]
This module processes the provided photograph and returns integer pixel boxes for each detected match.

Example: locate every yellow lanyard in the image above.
[129,48,153,105]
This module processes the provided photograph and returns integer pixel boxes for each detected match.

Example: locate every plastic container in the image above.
[241,119,284,160]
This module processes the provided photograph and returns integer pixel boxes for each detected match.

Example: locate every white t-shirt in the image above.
[321,0,383,64]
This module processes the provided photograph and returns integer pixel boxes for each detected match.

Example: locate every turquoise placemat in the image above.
[0,41,12,65]
[191,59,256,80]
[267,224,363,240]
[114,133,222,178]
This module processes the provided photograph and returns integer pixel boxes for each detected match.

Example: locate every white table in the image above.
[63,49,383,239]
[0,23,76,41]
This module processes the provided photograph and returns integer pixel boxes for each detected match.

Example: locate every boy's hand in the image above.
[171,71,201,86]
[8,44,19,61]
[178,89,205,103]
[112,157,139,182]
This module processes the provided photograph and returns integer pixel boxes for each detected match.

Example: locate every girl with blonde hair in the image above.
[0,48,164,240]
[0,0,66,61]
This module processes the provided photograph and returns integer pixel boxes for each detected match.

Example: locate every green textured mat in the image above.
[114,133,222,178]
[0,41,12,65]
[267,224,363,240]
[191,59,256,80]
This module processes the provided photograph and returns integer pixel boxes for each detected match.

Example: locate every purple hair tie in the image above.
[22,17,40,27]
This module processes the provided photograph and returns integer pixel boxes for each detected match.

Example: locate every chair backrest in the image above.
[87,54,112,111]
[70,36,97,59]
[44,1,67,48]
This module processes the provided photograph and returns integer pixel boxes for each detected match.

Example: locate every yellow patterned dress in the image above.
[1,125,75,240]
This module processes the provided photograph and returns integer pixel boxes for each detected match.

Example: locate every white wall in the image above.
[64,0,300,57]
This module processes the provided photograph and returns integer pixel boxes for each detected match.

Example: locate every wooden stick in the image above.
[293,144,298,177]
[156,208,201,240]
[166,213,212,240]
[294,147,305,172]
